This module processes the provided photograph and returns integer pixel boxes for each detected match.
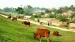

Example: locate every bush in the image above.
[49,14,55,18]
[71,19,75,23]
[56,15,68,22]
[33,14,41,18]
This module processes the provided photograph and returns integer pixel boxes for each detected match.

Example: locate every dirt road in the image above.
[0,14,75,32]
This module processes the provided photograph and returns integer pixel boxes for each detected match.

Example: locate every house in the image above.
[71,10,75,13]
[62,10,75,17]
[62,10,72,16]
[25,16,31,19]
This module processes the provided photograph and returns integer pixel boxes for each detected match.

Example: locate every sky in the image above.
[0,0,75,9]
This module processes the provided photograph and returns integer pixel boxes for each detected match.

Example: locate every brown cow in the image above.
[18,15,24,19]
[12,17,17,21]
[53,31,60,36]
[34,28,50,42]
[7,14,11,19]
[22,21,30,26]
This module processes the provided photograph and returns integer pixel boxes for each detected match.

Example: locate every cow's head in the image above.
[34,33,38,39]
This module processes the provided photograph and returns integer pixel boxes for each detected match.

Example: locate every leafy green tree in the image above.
[57,8,62,14]
[71,19,75,23]
[0,8,2,12]
[41,12,44,15]
[56,15,68,22]
[41,8,46,10]
[15,7,24,14]
[49,14,55,18]
[3,7,13,12]
[63,6,69,10]
[70,5,75,10]
[45,9,50,13]
[52,8,57,13]
[27,5,32,9]
[70,13,75,20]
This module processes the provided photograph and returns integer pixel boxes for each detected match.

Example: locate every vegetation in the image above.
[0,5,75,23]
[56,15,68,22]
[0,4,75,42]
[0,13,75,42]
[70,13,75,20]
[15,7,24,14]
[3,7,13,12]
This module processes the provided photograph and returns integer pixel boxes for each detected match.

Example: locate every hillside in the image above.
[0,15,38,42]
[0,15,75,42]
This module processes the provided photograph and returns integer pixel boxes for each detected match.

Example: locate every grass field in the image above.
[1,12,18,16]
[0,15,75,42]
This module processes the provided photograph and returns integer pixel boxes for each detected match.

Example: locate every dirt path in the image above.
[0,14,75,32]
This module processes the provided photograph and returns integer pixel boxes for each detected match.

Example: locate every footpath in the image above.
[0,14,75,32]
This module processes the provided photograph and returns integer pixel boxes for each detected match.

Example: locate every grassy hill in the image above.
[0,15,75,42]
[0,12,18,16]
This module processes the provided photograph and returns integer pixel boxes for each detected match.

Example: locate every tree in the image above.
[41,12,44,15]
[41,8,46,10]
[70,13,75,20]
[45,9,51,13]
[57,8,62,14]
[52,8,57,13]
[49,14,55,18]
[27,5,32,9]
[15,7,24,14]
[0,8,2,12]
[56,15,68,22]
[70,5,75,10]
[3,7,13,12]
[63,6,69,10]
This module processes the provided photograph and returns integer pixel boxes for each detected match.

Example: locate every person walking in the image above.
[48,21,52,26]
[39,20,43,25]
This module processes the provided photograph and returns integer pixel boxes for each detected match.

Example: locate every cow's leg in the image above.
[29,24,30,26]
[47,36,50,42]
[45,35,50,42]
[40,37,42,42]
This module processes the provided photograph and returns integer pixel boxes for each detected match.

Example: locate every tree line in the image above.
[0,5,75,23]
[0,5,75,15]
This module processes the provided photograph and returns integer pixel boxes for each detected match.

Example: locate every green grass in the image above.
[0,15,75,42]
[1,12,18,16]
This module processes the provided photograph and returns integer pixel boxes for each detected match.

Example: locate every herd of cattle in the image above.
[7,14,61,42]
[7,14,30,26]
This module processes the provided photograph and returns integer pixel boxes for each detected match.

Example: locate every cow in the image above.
[22,21,30,26]
[53,31,60,36]
[18,15,24,19]
[7,14,11,19]
[34,28,50,42]
[12,17,17,21]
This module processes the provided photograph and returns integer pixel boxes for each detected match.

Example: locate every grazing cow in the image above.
[34,28,50,42]
[18,15,24,19]
[7,14,11,19]
[12,17,17,21]
[22,21,30,26]
[53,31,60,36]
